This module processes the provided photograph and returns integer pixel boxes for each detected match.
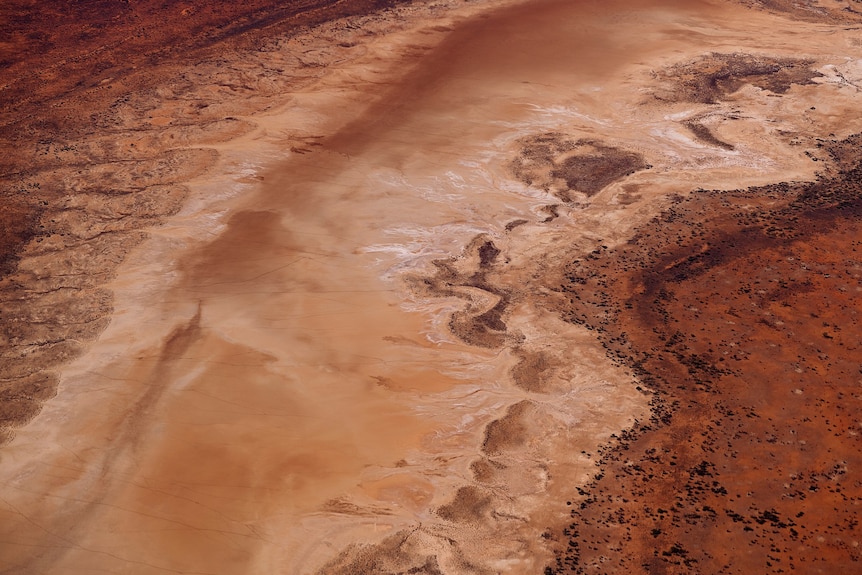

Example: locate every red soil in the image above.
[550,135,862,573]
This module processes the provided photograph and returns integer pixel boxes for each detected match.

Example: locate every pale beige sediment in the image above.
[1,0,862,574]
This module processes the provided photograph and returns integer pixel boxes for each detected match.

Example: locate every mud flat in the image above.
[1,0,862,573]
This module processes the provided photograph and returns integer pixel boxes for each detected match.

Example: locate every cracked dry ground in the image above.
[0,0,409,436]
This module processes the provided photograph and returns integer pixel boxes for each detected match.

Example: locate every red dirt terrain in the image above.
[2,0,862,572]
[549,135,862,574]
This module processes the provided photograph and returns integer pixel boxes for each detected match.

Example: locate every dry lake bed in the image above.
[1,0,862,572]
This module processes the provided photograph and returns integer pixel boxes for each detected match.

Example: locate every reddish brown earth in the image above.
[2,0,862,573]
[0,0,403,145]
[0,0,405,434]
[549,135,862,573]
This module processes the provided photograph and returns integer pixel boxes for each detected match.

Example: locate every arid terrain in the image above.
[1,0,861,573]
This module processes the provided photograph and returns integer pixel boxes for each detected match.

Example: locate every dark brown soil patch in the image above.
[505,218,529,231]
[0,372,58,439]
[684,121,735,150]
[0,194,43,276]
[437,485,494,524]
[448,303,508,349]
[482,400,533,456]
[408,234,511,349]
[511,134,648,201]
[471,457,507,483]
[654,53,822,104]
[547,133,862,574]
[318,530,445,575]
[478,240,501,267]
[741,0,862,23]
[511,350,555,392]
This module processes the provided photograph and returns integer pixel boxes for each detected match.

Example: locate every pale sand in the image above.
[1,0,861,573]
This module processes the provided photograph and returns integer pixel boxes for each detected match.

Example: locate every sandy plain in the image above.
[1,0,862,573]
